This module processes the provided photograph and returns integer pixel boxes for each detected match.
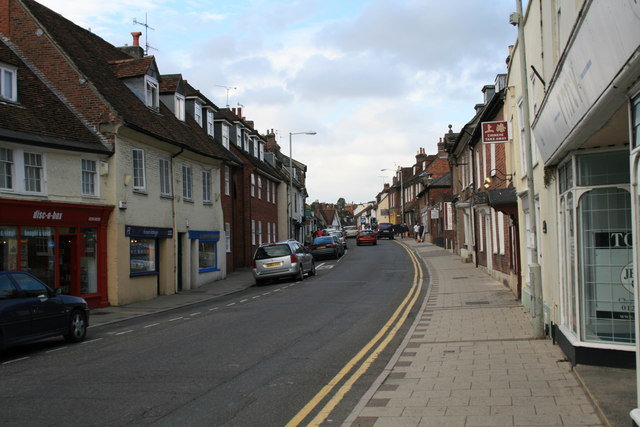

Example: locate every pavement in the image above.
[89,241,635,427]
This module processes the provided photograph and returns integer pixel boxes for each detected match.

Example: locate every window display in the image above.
[130,238,156,274]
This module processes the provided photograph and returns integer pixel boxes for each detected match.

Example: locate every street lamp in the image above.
[381,167,404,225]
[289,131,316,240]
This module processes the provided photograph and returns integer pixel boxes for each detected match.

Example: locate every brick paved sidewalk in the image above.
[344,242,603,427]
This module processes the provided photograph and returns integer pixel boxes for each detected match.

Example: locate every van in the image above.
[377,223,394,239]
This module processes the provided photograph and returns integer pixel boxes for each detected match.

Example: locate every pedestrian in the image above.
[316,228,323,237]
[413,223,420,240]
[418,224,424,243]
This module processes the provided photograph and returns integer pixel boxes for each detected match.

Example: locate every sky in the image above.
[38,0,518,205]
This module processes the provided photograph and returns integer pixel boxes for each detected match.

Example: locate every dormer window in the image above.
[236,127,242,146]
[144,76,159,110]
[222,123,230,149]
[175,94,185,121]
[259,142,264,161]
[0,64,17,102]
[253,139,258,157]
[194,102,202,126]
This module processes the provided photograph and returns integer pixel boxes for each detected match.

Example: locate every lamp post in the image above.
[381,167,403,225]
[289,131,316,240]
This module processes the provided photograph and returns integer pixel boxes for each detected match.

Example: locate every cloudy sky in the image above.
[38,0,518,204]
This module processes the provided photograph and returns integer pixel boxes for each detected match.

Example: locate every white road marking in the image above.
[2,357,29,365]
[116,330,134,336]
[190,312,201,316]
[144,323,160,328]
[169,317,183,322]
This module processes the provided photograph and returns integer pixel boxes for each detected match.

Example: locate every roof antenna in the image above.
[133,14,156,56]
[215,85,237,107]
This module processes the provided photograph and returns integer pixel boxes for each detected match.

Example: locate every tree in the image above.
[337,198,346,209]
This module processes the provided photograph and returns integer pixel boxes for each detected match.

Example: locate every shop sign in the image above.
[430,209,439,219]
[125,225,173,238]
[481,121,509,144]
[593,230,634,320]
[0,200,111,225]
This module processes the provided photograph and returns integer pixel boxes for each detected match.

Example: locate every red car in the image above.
[356,229,378,246]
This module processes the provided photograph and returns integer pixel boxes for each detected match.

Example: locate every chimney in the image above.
[131,32,142,46]
[237,107,242,119]
[119,32,144,59]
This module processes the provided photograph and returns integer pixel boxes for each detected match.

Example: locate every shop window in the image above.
[577,152,629,186]
[129,238,157,275]
[81,159,97,196]
[20,226,55,285]
[0,225,18,270]
[80,228,98,294]
[578,187,633,344]
[198,240,217,271]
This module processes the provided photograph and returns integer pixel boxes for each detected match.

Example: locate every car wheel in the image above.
[357,242,361,246]
[255,278,265,286]
[309,261,316,276]
[374,241,377,245]
[64,309,87,343]
[297,266,305,281]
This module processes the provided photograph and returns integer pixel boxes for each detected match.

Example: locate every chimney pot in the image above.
[131,32,142,47]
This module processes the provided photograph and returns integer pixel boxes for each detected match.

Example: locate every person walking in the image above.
[413,223,420,240]
[418,223,424,243]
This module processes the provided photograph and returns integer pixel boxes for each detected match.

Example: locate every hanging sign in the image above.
[481,121,509,144]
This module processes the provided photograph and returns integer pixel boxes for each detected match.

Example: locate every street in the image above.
[1,239,425,426]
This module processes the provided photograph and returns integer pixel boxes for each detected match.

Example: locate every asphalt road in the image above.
[1,238,426,426]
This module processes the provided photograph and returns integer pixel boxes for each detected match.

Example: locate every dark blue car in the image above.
[0,271,89,351]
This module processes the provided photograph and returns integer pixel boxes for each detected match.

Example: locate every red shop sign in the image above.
[0,198,113,226]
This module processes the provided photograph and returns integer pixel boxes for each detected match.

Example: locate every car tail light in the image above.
[251,259,257,269]
[290,253,299,263]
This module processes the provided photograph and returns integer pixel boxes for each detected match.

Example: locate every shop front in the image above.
[0,198,113,308]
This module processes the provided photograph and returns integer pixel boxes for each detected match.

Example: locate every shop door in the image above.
[58,235,78,296]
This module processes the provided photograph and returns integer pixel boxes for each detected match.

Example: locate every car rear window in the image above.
[255,244,291,260]
[312,236,333,245]
[360,230,374,235]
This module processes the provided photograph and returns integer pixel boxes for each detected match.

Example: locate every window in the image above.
[207,110,214,137]
[272,182,277,204]
[222,124,230,149]
[159,158,172,196]
[0,147,13,190]
[175,94,185,121]
[250,173,255,197]
[132,149,146,191]
[202,169,212,203]
[257,176,262,199]
[632,94,640,150]
[144,76,159,109]
[23,152,43,193]
[198,240,216,270]
[259,143,264,161]
[251,219,256,245]
[81,159,97,196]
[266,179,271,202]
[182,164,192,200]
[253,139,258,158]
[194,102,202,126]
[0,65,17,102]
[225,222,231,253]
[236,127,242,147]
[224,165,230,196]
[257,221,262,245]
[130,238,157,275]
[498,211,505,255]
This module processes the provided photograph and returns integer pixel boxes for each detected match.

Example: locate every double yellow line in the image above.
[286,242,424,426]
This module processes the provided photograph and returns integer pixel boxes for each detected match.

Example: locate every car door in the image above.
[0,274,32,345]
[12,273,67,337]
[295,243,312,272]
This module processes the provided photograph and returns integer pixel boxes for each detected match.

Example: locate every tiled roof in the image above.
[109,56,154,79]
[21,0,235,163]
[160,74,181,93]
[0,39,109,153]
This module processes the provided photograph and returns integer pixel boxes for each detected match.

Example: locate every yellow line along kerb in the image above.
[286,242,423,426]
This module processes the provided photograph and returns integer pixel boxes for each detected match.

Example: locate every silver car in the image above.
[252,240,316,285]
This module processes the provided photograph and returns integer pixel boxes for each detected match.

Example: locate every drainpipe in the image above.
[171,147,183,293]
[513,0,544,338]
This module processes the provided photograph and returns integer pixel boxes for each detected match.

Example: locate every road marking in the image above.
[262,292,271,296]
[252,296,261,299]
[287,241,423,426]
[144,323,160,328]
[115,330,134,336]
[45,347,67,353]
[2,357,30,365]
[81,338,103,344]
[227,302,236,307]
[240,299,249,303]
[169,317,183,322]
[317,265,334,270]
[190,312,201,316]
[209,307,219,311]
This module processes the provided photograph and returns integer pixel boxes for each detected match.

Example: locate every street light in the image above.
[381,167,404,225]
[289,131,316,240]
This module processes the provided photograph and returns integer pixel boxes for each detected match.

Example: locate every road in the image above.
[1,238,426,426]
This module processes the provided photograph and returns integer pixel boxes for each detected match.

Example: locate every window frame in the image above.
[81,159,97,196]
[202,168,212,203]
[159,158,172,197]
[23,151,44,194]
[132,148,146,192]
[206,110,215,137]
[224,165,230,196]
[182,163,193,201]
[144,76,159,110]
[175,93,186,121]
[0,64,18,102]
[0,147,14,191]
[194,101,202,126]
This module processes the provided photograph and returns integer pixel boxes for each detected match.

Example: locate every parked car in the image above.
[356,229,378,246]
[0,271,89,351]
[377,222,395,239]
[308,235,343,259]
[344,226,358,238]
[252,240,316,285]
[328,230,348,250]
